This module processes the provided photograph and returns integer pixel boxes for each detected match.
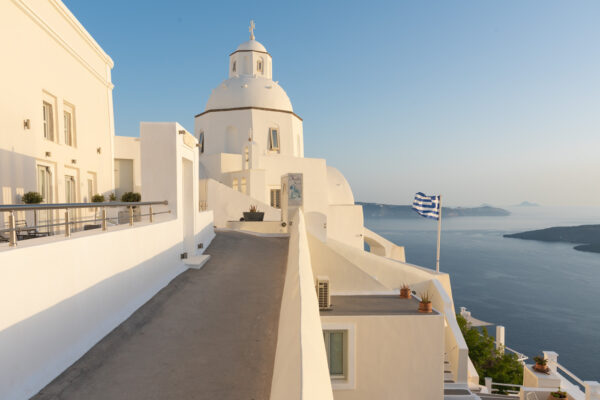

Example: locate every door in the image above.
[114,159,133,199]
[65,175,77,230]
[182,159,194,255]
[37,165,53,234]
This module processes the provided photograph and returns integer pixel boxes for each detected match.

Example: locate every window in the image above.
[257,59,263,74]
[198,131,205,153]
[42,101,54,140]
[63,103,75,146]
[323,330,347,379]
[268,128,279,152]
[64,110,73,146]
[244,146,249,169]
[232,178,238,191]
[240,178,247,194]
[270,189,281,209]
[232,61,236,72]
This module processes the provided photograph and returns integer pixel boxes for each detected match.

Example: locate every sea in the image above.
[365,206,600,381]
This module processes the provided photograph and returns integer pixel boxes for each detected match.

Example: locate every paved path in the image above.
[33,231,289,400]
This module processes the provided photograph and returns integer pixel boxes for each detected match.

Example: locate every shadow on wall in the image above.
[0,149,39,226]
[0,237,193,400]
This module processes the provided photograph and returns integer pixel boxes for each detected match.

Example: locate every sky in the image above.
[63,0,600,207]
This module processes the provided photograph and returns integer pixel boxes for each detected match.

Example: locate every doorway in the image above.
[182,158,194,255]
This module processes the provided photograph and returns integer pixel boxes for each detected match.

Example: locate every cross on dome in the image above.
[249,20,255,40]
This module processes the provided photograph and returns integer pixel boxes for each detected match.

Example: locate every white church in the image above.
[3,3,597,400]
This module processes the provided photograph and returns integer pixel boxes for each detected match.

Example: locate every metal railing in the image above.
[0,201,169,247]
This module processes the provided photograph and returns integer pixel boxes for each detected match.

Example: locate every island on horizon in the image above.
[504,224,600,254]
[357,202,510,219]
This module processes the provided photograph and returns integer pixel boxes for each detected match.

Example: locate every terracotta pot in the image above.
[400,288,411,299]
[418,301,432,313]
[534,363,549,373]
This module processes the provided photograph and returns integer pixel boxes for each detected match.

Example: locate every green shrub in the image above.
[456,314,523,388]
[109,193,117,201]
[91,194,105,203]
[22,191,43,204]
[121,192,141,202]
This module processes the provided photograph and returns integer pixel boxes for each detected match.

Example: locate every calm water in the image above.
[365,206,600,380]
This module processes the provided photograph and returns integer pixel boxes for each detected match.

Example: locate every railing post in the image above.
[485,377,492,393]
[101,208,107,231]
[64,210,71,237]
[8,211,17,247]
[543,351,558,374]
[496,325,505,354]
[584,381,600,400]
[129,206,134,226]
[149,205,153,223]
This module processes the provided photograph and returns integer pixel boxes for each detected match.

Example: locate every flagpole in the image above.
[436,195,442,273]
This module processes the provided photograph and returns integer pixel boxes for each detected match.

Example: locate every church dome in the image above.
[327,166,355,205]
[236,39,267,53]
[206,75,293,111]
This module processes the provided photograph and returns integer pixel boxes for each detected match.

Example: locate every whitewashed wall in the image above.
[0,121,215,400]
[270,210,334,400]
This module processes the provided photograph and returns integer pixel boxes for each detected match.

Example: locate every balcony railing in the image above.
[0,201,169,247]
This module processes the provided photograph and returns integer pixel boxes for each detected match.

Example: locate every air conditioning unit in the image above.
[316,276,331,310]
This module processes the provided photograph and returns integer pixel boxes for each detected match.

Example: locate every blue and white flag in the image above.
[412,192,441,220]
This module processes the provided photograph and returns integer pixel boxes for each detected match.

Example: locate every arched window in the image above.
[257,59,263,74]
[232,61,236,73]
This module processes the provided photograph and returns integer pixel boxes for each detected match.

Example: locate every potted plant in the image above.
[548,390,567,399]
[399,283,411,299]
[243,205,264,221]
[118,192,142,224]
[533,356,549,373]
[109,193,117,202]
[22,191,43,231]
[85,194,105,230]
[418,292,433,313]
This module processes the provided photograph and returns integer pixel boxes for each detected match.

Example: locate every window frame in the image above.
[270,188,281,209]
[268,128,280,152]
[63,102,76,147]
[42,101,54,141]
[198,131,205,153]
[232,178,239,192]
[322,323,356,390]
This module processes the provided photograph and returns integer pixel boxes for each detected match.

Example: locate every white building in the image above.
[195,30,366,249]
[0,0,116,229]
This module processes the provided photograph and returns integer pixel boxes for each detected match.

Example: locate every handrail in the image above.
[0,200,168,212]
[549,360,586,388]
[1,201,169,247]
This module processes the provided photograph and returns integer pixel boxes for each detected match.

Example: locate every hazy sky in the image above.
[64,0,600,207]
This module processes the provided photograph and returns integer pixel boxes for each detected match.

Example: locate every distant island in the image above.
[515,201,540,207]
[504,225,600,254]
[357,202,510,219]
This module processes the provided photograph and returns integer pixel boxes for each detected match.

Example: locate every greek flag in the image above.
[412,192,441,220]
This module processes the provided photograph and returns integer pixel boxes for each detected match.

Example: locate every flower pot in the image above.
[243,212,264,221]
[548,393,567,399]
[418,301,432,313]
[534,363,549,373]
[400,288,411,299]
